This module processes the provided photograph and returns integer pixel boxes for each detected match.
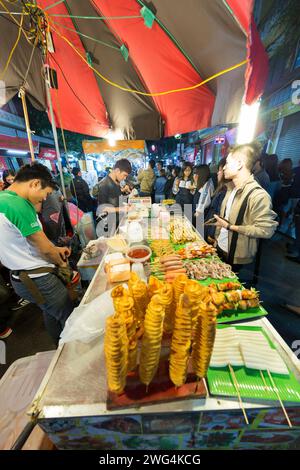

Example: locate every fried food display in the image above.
[139,294,165,387]
[104,314,128,394]
[192,301,218,379]
[150,239,175,257]
[169,294,192,387]
[170,218,198,244]
[128,272,149,326]
[148,275,163,298]
[157,283,174,334]
[111,285,138,371]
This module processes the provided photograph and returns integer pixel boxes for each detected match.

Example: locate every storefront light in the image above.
[236,101,260,144]
[7,149,28,155]
[106,129,123,147]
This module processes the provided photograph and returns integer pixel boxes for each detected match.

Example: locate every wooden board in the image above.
[107,357,207,411]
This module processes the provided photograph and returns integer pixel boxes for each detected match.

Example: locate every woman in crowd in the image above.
[164,166,180,200]
[173,162,195,210]
[193,164,215,225]
[154,169,167,203]
[204,158,230,241]
[2,170,15,189]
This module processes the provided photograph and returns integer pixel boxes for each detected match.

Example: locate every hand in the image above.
[194,211,199,218]
[57,246,71,263]
[214,214,230,229]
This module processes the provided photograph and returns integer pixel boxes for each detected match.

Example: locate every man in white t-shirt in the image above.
[0,163,74,344]
[214,143,278,268]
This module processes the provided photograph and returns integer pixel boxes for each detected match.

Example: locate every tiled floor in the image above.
[0,234,299,380]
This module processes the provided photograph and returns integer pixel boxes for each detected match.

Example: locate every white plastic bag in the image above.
[59,288,115,345]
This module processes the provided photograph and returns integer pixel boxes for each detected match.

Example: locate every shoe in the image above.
[11,298,31,311]
[0,327,12,339]
[286,256,300,264]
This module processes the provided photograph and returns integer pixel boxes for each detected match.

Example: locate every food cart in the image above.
[29,210,300,450]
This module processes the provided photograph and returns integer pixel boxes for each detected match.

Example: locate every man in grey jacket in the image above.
[214,143,278,267]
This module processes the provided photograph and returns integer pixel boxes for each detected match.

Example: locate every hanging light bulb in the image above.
[236,101,260,145]
[106,129,124,147]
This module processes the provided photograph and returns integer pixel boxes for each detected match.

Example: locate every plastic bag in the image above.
[59,288,115,345]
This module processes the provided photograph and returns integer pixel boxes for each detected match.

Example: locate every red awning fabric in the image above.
[1,0,269,139]
[0,135,39,153]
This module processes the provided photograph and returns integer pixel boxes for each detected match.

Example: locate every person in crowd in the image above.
[0,163,74,344]
[274,158,294,228]
[279,158,294,186]
[285,199,300,264]
[154,169,167,203]
[37,188,72,245]
[204,158,230,241]
[213,143,278,270]
[92,176,103,199]
[2,170,15,190]
[173,162,195,210]
[253,155,271,192]
[156,160,164,176]
[56,167,73,201]
[263,154,280,199]
[97,159,132,235]
[71,167,95,213]
[193,164,215,221]
[137,159,156,197]
[164,166,180,200]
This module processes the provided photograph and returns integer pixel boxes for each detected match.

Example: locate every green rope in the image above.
[49,14,142,20]
[136,0,204,80]
[52,20,120,50]
[45,0,65,11]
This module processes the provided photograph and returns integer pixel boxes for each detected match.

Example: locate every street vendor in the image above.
[97,159,132,235]
[0,163,74,345]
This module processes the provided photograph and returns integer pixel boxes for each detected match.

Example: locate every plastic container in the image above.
[125,245,152,263]
[131,262,147,281]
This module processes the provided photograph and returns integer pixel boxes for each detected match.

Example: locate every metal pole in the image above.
[44,65,67,199]
[18,88,35,162]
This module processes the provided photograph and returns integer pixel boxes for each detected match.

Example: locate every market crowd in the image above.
[0,142,299,344]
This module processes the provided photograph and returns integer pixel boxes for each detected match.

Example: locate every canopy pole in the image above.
[44,65,67,199]
[18,88,35,162]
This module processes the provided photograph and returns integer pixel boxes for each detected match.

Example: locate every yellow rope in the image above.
[50,21,247,97]
[0,10,24,79]
[0,0,31,43]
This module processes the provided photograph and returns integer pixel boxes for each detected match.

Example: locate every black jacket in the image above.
[71,176,94,212]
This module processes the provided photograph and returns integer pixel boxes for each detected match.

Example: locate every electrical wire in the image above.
[48,52,108,130]
[0,9,24,79]
[51,19,120,51]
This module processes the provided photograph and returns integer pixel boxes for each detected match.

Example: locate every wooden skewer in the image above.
[228,364,249,425]
[260,370,268,390]
[267,370,292,428]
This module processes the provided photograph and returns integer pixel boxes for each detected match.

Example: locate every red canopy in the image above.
[1,0,268,139]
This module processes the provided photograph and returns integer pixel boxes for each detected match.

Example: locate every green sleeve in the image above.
[6,200,41,237]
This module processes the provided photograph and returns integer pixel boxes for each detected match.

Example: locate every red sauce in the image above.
[128,248,149,259]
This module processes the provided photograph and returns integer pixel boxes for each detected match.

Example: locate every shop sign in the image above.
[270,100,300,121]
[39,147,57,160]
[214,136,225,145]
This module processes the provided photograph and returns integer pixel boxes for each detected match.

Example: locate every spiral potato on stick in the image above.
[104,314,128,394]
[169,294,192,387]
[139,294,165,387]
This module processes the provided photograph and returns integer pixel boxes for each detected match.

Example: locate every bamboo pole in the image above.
[18,88,35,162]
